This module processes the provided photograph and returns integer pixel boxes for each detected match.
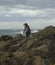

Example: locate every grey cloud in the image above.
[0,13,28,22]
[0,0,55,22]
[0,0,16,5]
[0,0,55,29]
[0,10,55,22]
[26,0,55,8]
[0,0,55,9]
[0,0,25,5]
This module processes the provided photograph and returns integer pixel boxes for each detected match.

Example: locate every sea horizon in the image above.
[0,29,41,37]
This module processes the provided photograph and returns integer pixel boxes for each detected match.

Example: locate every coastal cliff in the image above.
[0,26,55,65]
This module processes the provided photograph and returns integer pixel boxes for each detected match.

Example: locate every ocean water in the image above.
[0,29,39,37]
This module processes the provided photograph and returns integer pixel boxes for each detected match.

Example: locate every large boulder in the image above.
[14,51,28,65]
[36,44,48,52]
[32,56,46,65]
[37,26,55,40]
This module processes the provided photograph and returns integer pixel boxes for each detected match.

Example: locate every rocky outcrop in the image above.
[0,26,55,65]
[0,35,13,41]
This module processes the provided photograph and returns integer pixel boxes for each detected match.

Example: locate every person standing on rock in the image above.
[23,23,31,39]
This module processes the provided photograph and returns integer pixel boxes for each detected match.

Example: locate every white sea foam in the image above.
[31,29,38,33]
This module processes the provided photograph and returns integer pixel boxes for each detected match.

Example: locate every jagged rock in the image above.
[36,44,48,52]
[0,52,9,65]
[0,26,55,65]
[14,34,24,41]
[37,26,55,40]
[0,35,13,41]
[14,51,28,65]
[32,56,46,65]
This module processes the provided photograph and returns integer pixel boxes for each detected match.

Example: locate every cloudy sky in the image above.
[0,0,55,29]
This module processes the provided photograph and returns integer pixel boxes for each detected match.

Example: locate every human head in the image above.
[24,23,27,25]
[23,23,29,27]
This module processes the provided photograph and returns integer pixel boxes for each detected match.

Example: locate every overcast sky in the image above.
[0,0,55,29]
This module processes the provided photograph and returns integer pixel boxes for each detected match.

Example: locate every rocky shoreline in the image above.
[0,26,55,65]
